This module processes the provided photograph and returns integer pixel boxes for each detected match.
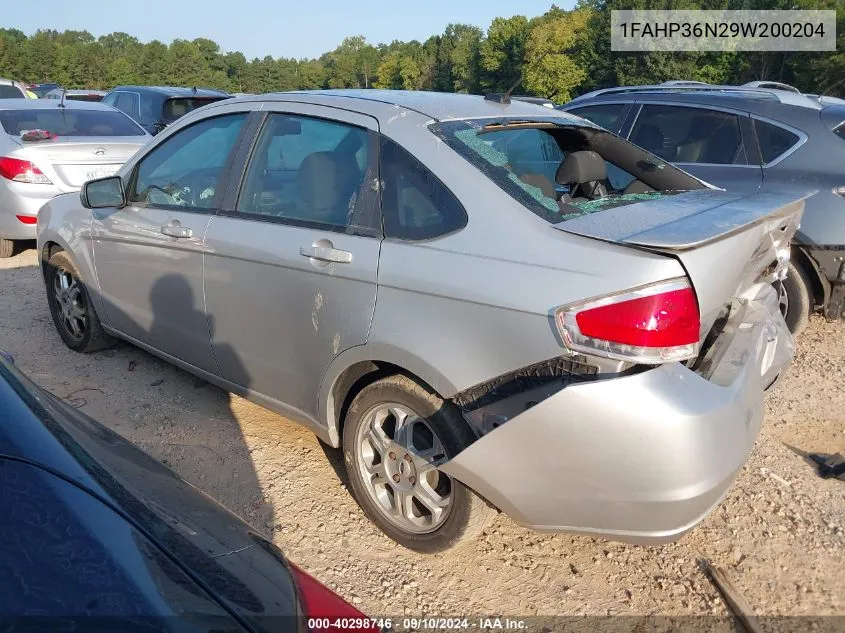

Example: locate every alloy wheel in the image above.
[355,403,453,534]
[53,267,88,342]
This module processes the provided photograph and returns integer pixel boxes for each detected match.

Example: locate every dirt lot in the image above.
[1,245,843,624]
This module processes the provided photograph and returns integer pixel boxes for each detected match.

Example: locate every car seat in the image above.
[556,150,609,202]
[297,151,358,226]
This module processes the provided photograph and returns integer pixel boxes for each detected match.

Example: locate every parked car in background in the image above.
[43,88,107,102]
[0,78,36,99]
[102,85,232,135]
[38,90,803,552]
[0,351,377,631]
[560,82,845,331]
[26,82,59,98]
[0,99,150,257]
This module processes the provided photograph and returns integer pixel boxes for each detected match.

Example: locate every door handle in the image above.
[161,223,193,238]
[299,244,353,264]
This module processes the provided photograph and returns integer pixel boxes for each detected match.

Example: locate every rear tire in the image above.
[0,238,14,258]
[45,250,115,353]
[778,261,812,336]
[342,374,496,553]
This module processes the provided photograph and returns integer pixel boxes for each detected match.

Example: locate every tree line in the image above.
[1,0,843,102]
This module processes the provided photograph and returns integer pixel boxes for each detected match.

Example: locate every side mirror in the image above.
[82,176,126,209]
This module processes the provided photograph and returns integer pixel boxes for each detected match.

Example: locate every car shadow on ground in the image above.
[0,255,274,535]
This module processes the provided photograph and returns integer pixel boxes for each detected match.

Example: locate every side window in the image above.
[754,119,801,164]
[130,113,247,211]
[631,104,749,165]
[114,93,139,119]
[380,135,467,240]
[237,114,370,230]
[568,104,627,133]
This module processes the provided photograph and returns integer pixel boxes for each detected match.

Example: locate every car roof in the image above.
[566,85,823,111]
[232,89,580,122]
[109,85,231,98]
[0,98,119,111]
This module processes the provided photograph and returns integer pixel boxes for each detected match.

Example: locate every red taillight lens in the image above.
[0,157,52,184]
[556,279,701,364]
[576,288,699,347]
[15,215,37,225]
[289,563,378,632]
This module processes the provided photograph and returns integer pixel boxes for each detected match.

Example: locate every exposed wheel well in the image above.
[792,246,828,311]
[329,360,440,445]
[41,241,64,276]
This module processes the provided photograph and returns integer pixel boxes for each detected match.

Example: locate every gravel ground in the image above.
[1,245,843,627]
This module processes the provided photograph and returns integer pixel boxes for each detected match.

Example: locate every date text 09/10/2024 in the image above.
[307,617,529,631]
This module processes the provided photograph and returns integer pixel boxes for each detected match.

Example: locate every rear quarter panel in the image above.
[320,114,687,429]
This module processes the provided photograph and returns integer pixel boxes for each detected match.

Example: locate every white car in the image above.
[0,99,150,257]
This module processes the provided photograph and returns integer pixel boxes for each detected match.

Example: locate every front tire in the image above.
[778,261,812,336]
[342,374,496,553]
[45,250,115,353]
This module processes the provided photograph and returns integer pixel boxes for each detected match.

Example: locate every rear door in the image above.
[203,104,381,423]
[627,103,763,194]
[92,107,250,373]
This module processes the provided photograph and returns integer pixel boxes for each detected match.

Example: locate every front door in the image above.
[92,112,249,373]
[203,106,381,422]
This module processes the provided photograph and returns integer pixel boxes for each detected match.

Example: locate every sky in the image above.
[8,0,573,60]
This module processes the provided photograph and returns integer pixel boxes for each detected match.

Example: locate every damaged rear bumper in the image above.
[440,291,793,545]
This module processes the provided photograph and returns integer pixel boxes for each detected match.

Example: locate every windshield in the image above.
[430,118,705,223]
[162,97,228,123]
[0,109,146,137]
[0,85,26,99]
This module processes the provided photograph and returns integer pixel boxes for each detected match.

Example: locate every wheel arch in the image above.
[793,245,831,310]
[318,345,457,448]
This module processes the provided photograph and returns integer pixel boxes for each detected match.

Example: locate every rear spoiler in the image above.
[553,189,814,251]
[821,104,845,132]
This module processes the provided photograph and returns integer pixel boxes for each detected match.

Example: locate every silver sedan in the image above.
[0,99,149,257]
[38,90,804,552]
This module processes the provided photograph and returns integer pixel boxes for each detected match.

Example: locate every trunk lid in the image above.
[15,137,144,191]
[553,189,810,333]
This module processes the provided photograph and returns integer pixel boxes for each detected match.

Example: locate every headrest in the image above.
[632,124,664,153]
[297,151,343,210]
[556,150,607,185]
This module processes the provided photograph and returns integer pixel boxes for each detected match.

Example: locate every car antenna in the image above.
[484,50,553,105]
[58,87,67,109]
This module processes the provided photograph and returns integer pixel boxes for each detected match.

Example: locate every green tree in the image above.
[480,15,530,92]
[448,24,483,93]
[524,9,592,100]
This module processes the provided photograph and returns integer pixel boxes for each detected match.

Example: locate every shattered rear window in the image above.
[430,118,703,223]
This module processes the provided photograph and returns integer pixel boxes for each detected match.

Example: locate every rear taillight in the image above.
[0,157,52,184]
[289,563,379,632]
[15,215,37,225]
[556,278,700,364]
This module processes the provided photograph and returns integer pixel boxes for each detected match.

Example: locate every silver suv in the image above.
[560,82,845,332]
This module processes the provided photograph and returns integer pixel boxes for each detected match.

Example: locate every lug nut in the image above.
[408,476,416,485]
[404,453,412,462]
[389,451,396,460]
[392,474,400,483]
